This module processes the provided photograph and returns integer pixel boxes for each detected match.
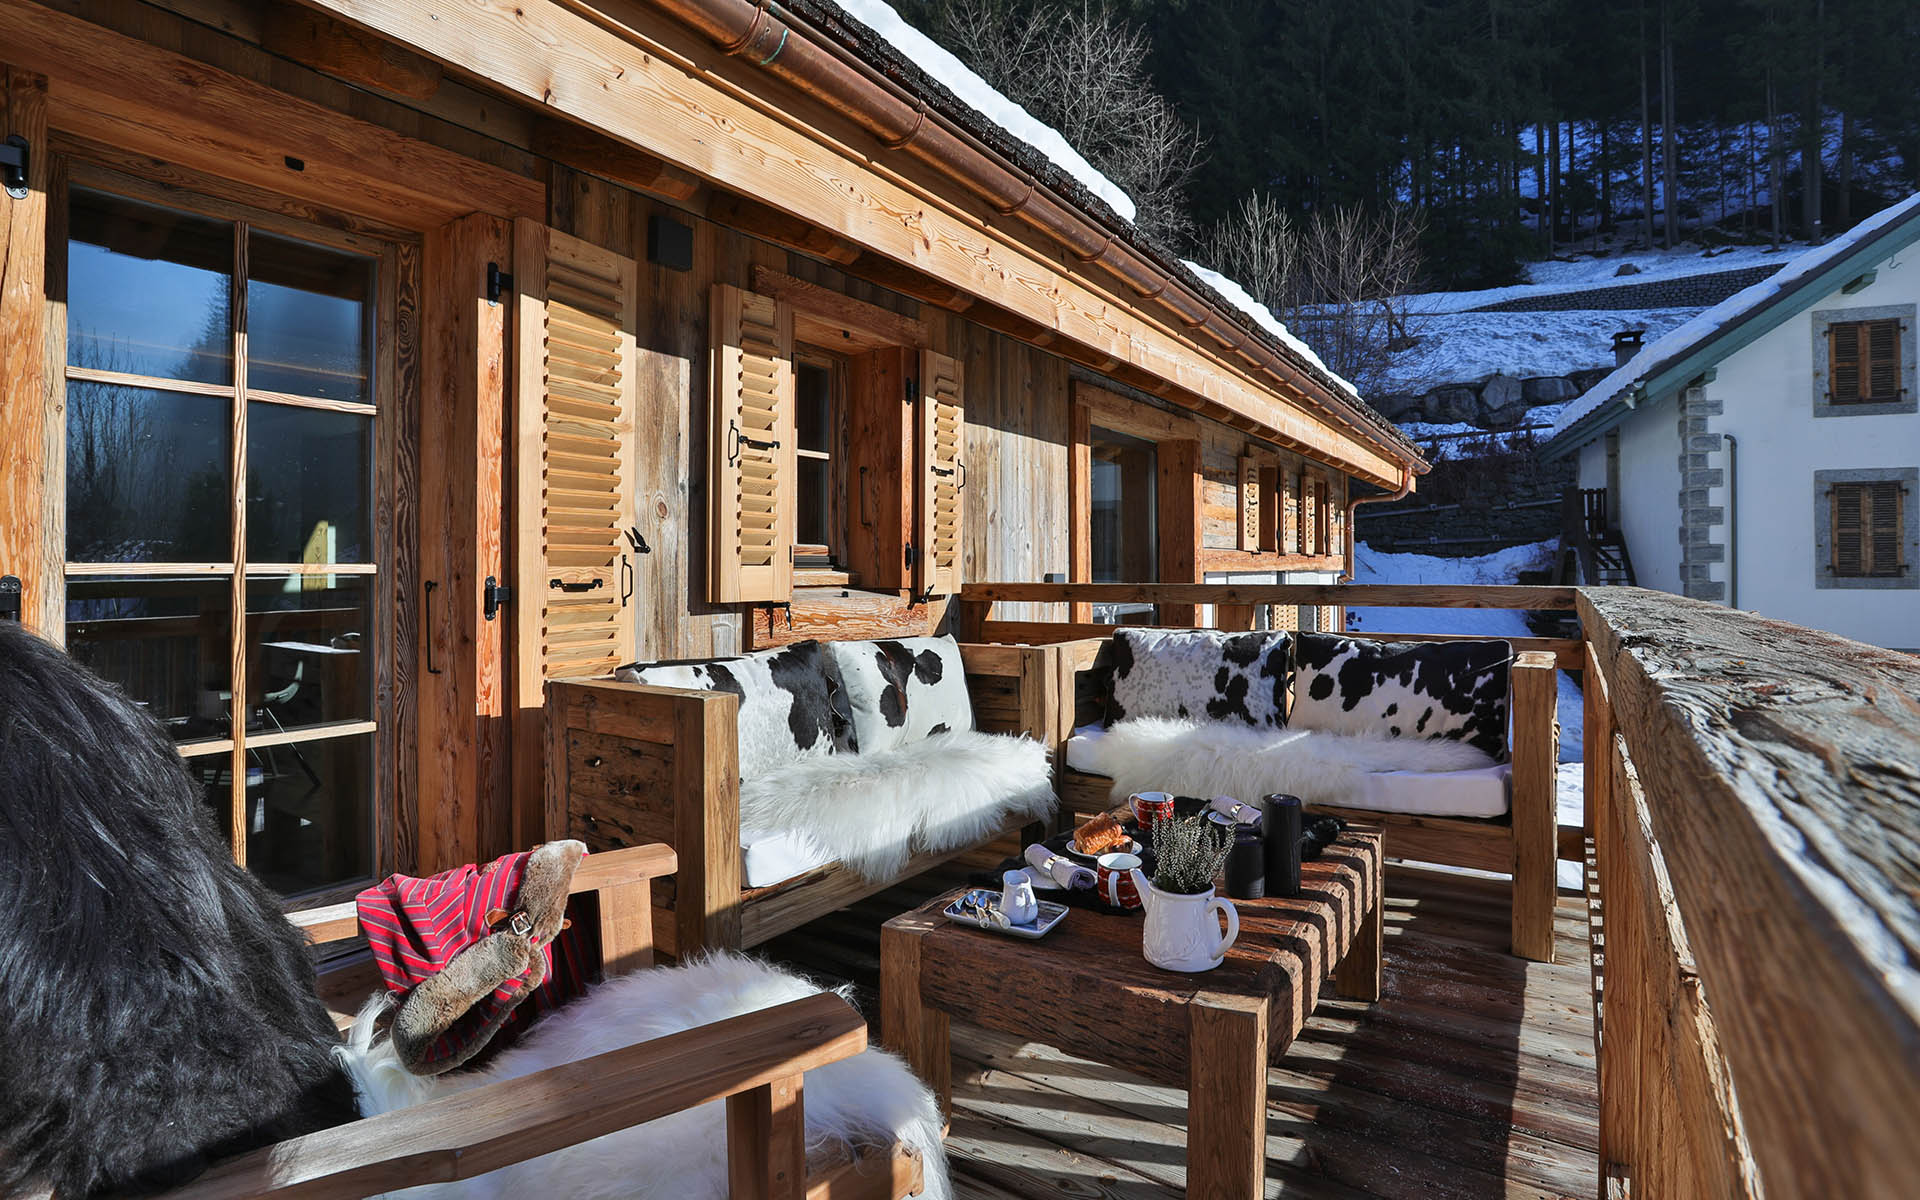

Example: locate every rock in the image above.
[1477,374,1529,424]
[1425,385,1481,424]
[1371,391,1423,421]
[1570,367,1611,392]
[1615,262,1642,276]
[1522,376,1578,405]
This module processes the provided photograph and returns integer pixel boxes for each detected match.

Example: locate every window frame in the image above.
[51,160,411,905]
[1812,304,1917,418]
[1814,467,1917,590]
[791,343,849,569]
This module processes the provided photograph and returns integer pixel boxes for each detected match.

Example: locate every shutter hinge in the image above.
[903,541,916,569]
[484,575,511,621]
[0,575,21,621]
[486,261,513,306]
[906,376,916,404]
[0,136,27,199]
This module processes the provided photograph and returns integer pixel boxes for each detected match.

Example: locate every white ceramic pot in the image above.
[1140,881,1239,972]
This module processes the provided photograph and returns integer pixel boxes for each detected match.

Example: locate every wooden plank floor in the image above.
[763,855,1598,1200]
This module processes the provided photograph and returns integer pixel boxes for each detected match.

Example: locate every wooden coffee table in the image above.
[880,826,1382,1199]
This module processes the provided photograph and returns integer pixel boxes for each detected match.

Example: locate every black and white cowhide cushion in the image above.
[616,640,852,779]
[826,636,973,756]
[1104,628,1292,728]
[1288,633,1511,760]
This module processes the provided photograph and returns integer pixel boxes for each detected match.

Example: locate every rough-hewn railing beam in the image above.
[1580,586,1920,1199]
[961,582,1575,610]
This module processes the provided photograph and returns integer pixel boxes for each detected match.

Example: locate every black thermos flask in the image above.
[1262,793,1303,897]
[1224,827,1265,899]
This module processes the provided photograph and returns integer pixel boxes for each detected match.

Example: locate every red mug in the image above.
[1129,791,1175,833]
[1096,851,1148,911]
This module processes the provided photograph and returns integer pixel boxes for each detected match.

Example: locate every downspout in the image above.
[1724,433,1738,608]
[1340,462,1415,583]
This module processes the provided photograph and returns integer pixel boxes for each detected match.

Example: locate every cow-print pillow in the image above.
[826,636,973,756]
[1104,628,1292,728]
[1289,633,1511,760]
[616,640,853,780]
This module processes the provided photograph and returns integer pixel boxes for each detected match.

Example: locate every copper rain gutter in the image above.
[1340,463,1413,582]
[636,0,1423,479]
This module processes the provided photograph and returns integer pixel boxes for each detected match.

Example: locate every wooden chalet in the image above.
[1,2,1916,1198]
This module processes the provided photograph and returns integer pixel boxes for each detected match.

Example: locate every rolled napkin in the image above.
[1208,795,1263,828]
[1024,843,1097,890]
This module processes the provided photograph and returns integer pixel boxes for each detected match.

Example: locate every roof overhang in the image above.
[1541,208,1920,462]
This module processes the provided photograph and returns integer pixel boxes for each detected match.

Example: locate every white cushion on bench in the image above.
[739,826,838,889]
[1065,720,1511,819]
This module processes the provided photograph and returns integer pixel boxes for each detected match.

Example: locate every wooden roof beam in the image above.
[535,117,701,202]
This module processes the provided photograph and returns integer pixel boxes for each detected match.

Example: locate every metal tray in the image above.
[942,892,1070,939]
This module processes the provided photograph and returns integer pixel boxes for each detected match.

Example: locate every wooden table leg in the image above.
[880,910,952,1119]
[1188,991,1269,1200]
[1332,866,1383,1002]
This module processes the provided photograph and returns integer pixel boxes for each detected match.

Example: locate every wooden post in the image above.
[1157,439,1203,627]
[1510,650,1560,962]
[1584,640,1613,842]
[725,1073,805,1200]
[1067,398,1092,624]
[0,67,55,638]
[1187,992,1269,1199]
[674,689,742,955]
[879,909,951,1120]
[417,213,513,872]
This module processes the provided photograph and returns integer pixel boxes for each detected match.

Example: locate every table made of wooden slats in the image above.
[880,827,1383,1199]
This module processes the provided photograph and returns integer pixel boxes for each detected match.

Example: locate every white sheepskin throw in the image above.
[741,729,1055,881]
[1076,717,1497,808]
[338,953,951,1200]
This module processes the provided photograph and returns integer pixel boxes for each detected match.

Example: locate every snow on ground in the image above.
[1549,189,1920,439]
[835,0,1136,222]
[1348,538,1588,890]
[1393,422,1548,459]
[1381,306,1704,394]
[1403,239,1809,314]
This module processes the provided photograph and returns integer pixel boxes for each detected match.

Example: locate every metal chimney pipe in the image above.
[1612,329,1647,367]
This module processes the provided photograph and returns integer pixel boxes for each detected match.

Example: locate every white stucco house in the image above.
[1540,194,1920,651]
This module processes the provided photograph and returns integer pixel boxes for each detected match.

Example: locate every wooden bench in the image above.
[545,642,1064,957]
[1047,635,1562,962]
[140,844,923,1200]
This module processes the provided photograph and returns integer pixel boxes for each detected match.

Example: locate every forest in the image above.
[894,0,1920,289]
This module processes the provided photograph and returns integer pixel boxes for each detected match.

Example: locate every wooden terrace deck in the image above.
[766,853,1598,1199]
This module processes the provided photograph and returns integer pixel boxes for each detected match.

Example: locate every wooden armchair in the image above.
[151,844,924,1200]
[1053,637,1562,962]
[545,643,1063,958]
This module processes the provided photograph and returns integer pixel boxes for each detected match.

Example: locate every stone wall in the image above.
[1373,368,1612,425]
[1473,263,1780,312]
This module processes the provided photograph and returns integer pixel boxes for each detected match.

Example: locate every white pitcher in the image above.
[1130,869,1240,972]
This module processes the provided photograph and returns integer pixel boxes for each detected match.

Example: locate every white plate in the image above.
[1067,837,1140,859]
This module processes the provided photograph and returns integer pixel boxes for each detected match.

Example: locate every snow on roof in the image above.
[1181,260,1361,398]
[1547,192,1920,445]
[835,0,1136,222]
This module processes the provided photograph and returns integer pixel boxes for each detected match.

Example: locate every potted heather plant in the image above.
[1137,814,1240,972]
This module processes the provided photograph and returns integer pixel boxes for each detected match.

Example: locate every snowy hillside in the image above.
[1383,307,1704,397]
[1404,239,1810,315]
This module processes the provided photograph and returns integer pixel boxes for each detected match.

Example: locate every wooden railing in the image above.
[959,580,1920,1197]
[1579,587,1920,1198]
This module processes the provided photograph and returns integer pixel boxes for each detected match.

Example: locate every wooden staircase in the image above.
[1556,488,1637,587]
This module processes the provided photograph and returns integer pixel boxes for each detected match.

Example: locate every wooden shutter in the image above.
[1832,484,1866,576]
[1831,322,1863,402]
[1283,468,1300,555]
[709,283,795,603]
[1867,319,1901,401]
[1868,481,1904,576]
[513,220,639,685]
[1237,453,1261,551]
[915,349,965,596]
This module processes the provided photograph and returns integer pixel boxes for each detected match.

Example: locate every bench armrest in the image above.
[156,992,866,1200]
[547,679,742,957]
[958,641,1067,749]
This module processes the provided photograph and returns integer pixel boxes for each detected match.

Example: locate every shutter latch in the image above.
[727,419,779,465]
[0,136,27,199]
[484,575,511,621]
[903,541,916,569]
[0,575,20,622]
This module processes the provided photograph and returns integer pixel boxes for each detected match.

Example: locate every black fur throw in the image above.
[0,622,358,1197]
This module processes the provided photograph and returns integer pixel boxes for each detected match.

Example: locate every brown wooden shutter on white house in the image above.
[1833,480,1907,577]
[915,349,965,597]
[512,219,639,684]
[1831,319,1904,405]
[709,283,795,604]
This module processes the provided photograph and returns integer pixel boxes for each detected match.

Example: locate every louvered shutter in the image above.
[1867,481,1904,576]
[1283,468,1300,555]
[915,349,965,597]
[1867,319,1901,401]
[1831,323,1863,402]
[513,220,639,685]
[1238,453,1261,551]
[709,284,795,603]
[1832,484,1865,576]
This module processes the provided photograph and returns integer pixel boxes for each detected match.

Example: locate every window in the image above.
[793,348,845,567]
[61,183,394,898]
[1089,426,1159,624]
[1816,469,1917,589]
[1813,305,1917,417]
